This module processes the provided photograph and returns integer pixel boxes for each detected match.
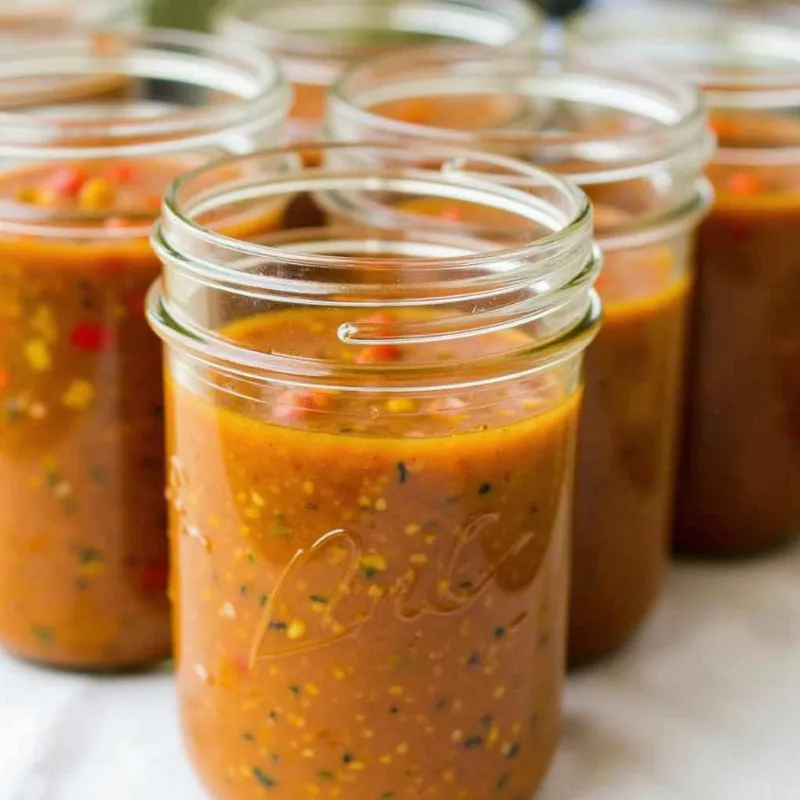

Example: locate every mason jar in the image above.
[216,0,540,144]
[328,46,712,664]
[0,28,289,671]
[572,9,800,556]
[148,141,600,800]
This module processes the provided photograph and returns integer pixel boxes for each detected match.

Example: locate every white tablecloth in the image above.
[1,540,799,800]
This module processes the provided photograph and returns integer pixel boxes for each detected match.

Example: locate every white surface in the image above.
[1,540,799,800]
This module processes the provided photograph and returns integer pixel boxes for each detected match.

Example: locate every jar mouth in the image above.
[150,141,600,390]
[571,10,800,110]
[219,0,539,87]
[0,27,291,160]
[330,47,708,178]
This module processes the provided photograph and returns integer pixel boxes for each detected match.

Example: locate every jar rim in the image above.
[328,45,712,240]
[570,8,800,110]
[150,140,600,390]
[0,27,291,160]
[219,0,540,88]
[158,140,593,278]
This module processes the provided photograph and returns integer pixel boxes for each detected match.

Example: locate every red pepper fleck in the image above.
[356,345,403,365]
[43,166,89,199]
[357,311,397,326]
[104,216,138,230]
[273,389,334,423]
[106,163,135,183]
[0,367,8,391]
[126,291,147,317]
[235,656,250,676]
[138,563,169,593]
[438,205,463,222]
[726,171,763,196]
[144,194,162,210]
[70,322,111,352]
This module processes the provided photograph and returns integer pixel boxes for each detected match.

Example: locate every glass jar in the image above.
[328,46,712,664]
[148,141,600,800]
[217,0,540,143]
[0,29,289,671]
[572,10,800,556]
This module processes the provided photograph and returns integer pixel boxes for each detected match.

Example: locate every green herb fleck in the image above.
[44,468,62,488]
[478,482,492,495]
[75,547,102,565]
[464,735,484,749]
[3,398,22,422]
[269,519,292,538]
[259,593,269,607]
[243,732,255,742]
[317,769,335,780]
[87,465,108,484]
[342,752,355,764]
[363,565,378,579]
[309,594,329,605]
[288,683,300,697]
[240,584,249,597]
[246,552,256,564]
[381,793,397,800]
[506,743,521,760]
[397,461,408,484]
[466,653,480,667]
[496,772,511,791]
[493,626,507,639]
[270,621,287,632]
[435,698,448,711]
[252,766,276,789]
[31,625,55,645]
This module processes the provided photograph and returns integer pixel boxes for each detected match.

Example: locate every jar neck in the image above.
[0,28,290,160]
[328,47,712,245]
[150,143,600,391]
[220,0,540,88]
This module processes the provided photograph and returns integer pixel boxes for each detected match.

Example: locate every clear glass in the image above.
[329,46,712,663]
[217,0,541,141]
[573,8,800,556]
[148,141,600,800]
[0,28,289,671]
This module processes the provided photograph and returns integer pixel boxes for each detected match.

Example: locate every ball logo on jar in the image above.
[247,512,536,667]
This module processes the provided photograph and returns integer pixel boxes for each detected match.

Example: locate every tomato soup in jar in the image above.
[572,10,800,555]
[148,142,600,800]
[328,48,712,664]
[0,28,290,671]
[216,0,540,144]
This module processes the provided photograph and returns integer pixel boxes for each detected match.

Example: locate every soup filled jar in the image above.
[573,11,800,556]
[216,0,540,144]
[148,142,600,800]
[328,48,711,664]
[0,29,290,670]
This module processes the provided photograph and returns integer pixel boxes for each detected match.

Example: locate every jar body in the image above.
[151,140,599,800]
[569,229,695,664]
[0,229,168,668]
[327,49,710,661]
[0,31,289,670]
[676,154,800,555]
[166,330,581,800]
